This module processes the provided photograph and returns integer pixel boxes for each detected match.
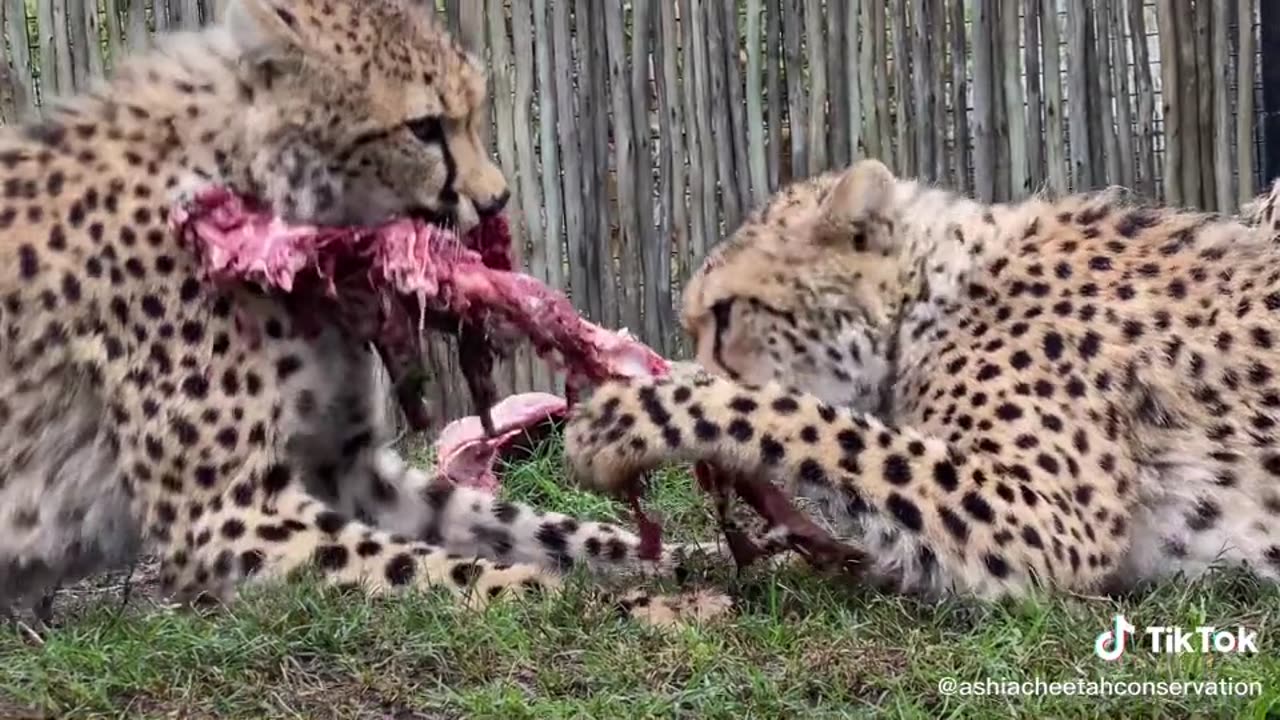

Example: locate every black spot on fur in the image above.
[314,544,349,570]
[961,492,995,523]
[886,493,923,532]
[385,553,416,585]
[450,561,483,587]
[938,507,969,541]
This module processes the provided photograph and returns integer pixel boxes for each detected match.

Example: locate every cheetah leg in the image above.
[162,465,559,610]
[342,446,729,580]
[565,372,1134,599]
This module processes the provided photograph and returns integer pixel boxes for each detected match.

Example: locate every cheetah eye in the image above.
[405,116,445,144]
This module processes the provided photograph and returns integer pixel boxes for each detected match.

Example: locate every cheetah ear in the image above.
[224,0,306,79]
[814,159,899,252]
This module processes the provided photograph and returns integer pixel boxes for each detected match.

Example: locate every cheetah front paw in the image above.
[564,379,684,496]
[564,364,739,495]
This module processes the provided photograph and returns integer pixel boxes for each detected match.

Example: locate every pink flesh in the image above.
[172,189,668,386]
[434,392,567,491]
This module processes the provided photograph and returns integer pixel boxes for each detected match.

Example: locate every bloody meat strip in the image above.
[171,188,666,432]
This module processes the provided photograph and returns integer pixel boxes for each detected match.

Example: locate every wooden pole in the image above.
[746,0,769,201]
[1212,0,1235,210]
[1130,0,1157,199]
[972,0,997,200]
[1001,0,1027,197]
[1239,0,1257,202]
[951,0,971,193]
[1040,0,1066,194]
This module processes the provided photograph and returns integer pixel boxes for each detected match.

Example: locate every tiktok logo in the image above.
[1094,613,1138,661]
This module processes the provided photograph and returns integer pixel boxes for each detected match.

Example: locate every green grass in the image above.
[2,434,1279,719]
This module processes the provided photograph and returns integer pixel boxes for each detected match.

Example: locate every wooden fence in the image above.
[0,0,1267,424]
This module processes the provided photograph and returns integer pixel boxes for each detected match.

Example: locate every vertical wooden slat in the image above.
[949,0,970,193]
[1175,0,1202,206]
[1130,0,1157,199]
[630,0,664,351]
[862,0,882,163]
[846,0,863,164]
[803,0,826,175]
[510,0,548,391]
[0,0,15,122]
[1000,0,1027,197]
[1110,0,1134,190]
[38,0,62,98]
[67,0,89,85]
[764,0,783,190]
[721,0,751,212]
[585,0,618,331]
[1082,6,1104,183]
[890,0,912,176]
[485,0,526,394]
[1194,0,1215,209]
[1065,0,1091,191]
[692,0,721,242]
[551,0,586,321]
[3,0,32,118]
[929,0,947,181]
[603,1,641,338]
[533,0,565,302]
[745,0,768,204]
[911,0,931,180]
[1212,0,1234,210]
[1023,0,1043,190]
[443,0,461,33]
[1040,0,1066,194]
[971,0,996,201]
[1095,0,1121,187]
[679,0,710,265]
[1238,0,1257,204]
[825,0,848,167]
[104,0,123,70]
[126,0,147,47]
[567,0,598,324]
[990,1,1008,200]
[705,0,737,230]
[656,0,690,311]
[83,0,104,80]
[782,0,806,179]
[872,0,891,166]
[1156,0,1182,205]
[486,0,532,392]
[182,0,202,28]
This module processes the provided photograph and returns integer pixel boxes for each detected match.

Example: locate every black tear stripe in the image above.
[711,298,737,379]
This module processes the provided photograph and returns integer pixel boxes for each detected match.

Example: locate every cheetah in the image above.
[0,0,703,619]
[565,157,1280,600]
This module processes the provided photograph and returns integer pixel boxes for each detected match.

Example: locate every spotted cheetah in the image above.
[0,0,703,619]
[565,158,1280,600]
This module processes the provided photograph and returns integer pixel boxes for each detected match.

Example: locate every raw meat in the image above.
[173,188,857,572]
[171,186,665,473]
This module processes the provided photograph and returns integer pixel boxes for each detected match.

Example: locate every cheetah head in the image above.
[681,159,910,412]
[224,0,508,230]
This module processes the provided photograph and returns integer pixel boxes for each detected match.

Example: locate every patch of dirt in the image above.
[0,694,48,720]
[619,589,736,629]
[42,557,164,624]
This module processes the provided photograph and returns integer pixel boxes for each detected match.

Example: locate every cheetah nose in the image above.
[476,190,511,218]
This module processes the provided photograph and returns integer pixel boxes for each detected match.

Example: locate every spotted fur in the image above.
[0,0,706,618]
[566,158,1280,600]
